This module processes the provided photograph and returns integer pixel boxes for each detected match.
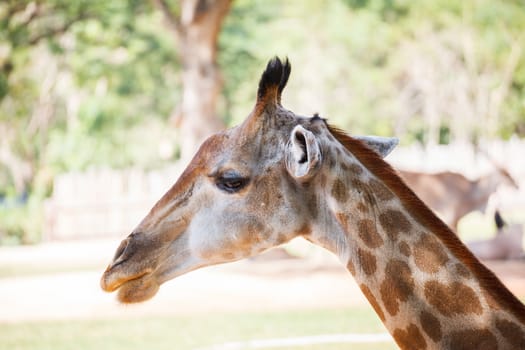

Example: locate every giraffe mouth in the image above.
[100,266,150,292]
[100,266,160,303]
[115,273,160,304]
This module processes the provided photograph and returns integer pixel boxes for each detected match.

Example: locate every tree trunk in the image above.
[178,0,230,160]
[153,0,231,161]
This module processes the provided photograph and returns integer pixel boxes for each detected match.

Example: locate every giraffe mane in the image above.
[327,124,525,323]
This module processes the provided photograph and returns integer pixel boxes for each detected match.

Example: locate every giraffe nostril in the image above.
[108,231,147,270]
[128,231,139,239]
[113,239,128,260]
[110,237,135,268]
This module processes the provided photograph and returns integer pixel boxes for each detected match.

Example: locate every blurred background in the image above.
[1,1,524,349]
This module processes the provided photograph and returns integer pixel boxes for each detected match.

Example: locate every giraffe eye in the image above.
[215,173,249,193]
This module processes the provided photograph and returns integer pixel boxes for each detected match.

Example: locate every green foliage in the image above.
[1,1,180,174]
[0,196,43,245]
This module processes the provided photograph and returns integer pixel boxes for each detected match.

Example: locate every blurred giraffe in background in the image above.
[399,169,518,231]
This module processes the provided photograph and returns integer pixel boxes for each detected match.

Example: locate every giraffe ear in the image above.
[354,136,399,158]
[285,125,322,181]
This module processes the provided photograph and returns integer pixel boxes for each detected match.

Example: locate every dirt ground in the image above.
[0,239,524,323]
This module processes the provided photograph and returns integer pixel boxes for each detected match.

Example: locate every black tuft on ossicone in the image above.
[257,57,291,103]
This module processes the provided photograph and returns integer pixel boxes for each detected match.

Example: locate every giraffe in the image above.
[101,58,525,349]
[399,169,518,231]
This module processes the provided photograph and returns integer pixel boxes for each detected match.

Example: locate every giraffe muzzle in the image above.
[100,232,155,292]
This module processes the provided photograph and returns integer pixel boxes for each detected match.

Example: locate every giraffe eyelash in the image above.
[214,170,250,193]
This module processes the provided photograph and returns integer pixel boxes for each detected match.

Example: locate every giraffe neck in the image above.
[309,136,525,350]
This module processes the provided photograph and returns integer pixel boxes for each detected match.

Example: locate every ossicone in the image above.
[256,57,291,107]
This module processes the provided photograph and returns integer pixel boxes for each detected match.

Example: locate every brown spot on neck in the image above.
[424,280,482,317]
[341,162,363,174]
[357,248,377,276]
[393,324,427,350]
[495,318,525,348]
[379,209,411,241]
[368,178,394,201]
[413,233,449,274]
[380,259,414,316]
[419,310,442,342]
[357,219,384,248]
[331,178,348,203]
[447,328,497,350]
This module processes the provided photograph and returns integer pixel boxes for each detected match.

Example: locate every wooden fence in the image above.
[43,164,183,240]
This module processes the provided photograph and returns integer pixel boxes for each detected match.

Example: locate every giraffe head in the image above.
[100,58,398,303]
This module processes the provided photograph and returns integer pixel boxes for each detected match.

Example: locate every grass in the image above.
[0,308,397,350]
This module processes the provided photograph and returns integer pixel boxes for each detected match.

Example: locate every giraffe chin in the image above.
[115,275,160,304]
